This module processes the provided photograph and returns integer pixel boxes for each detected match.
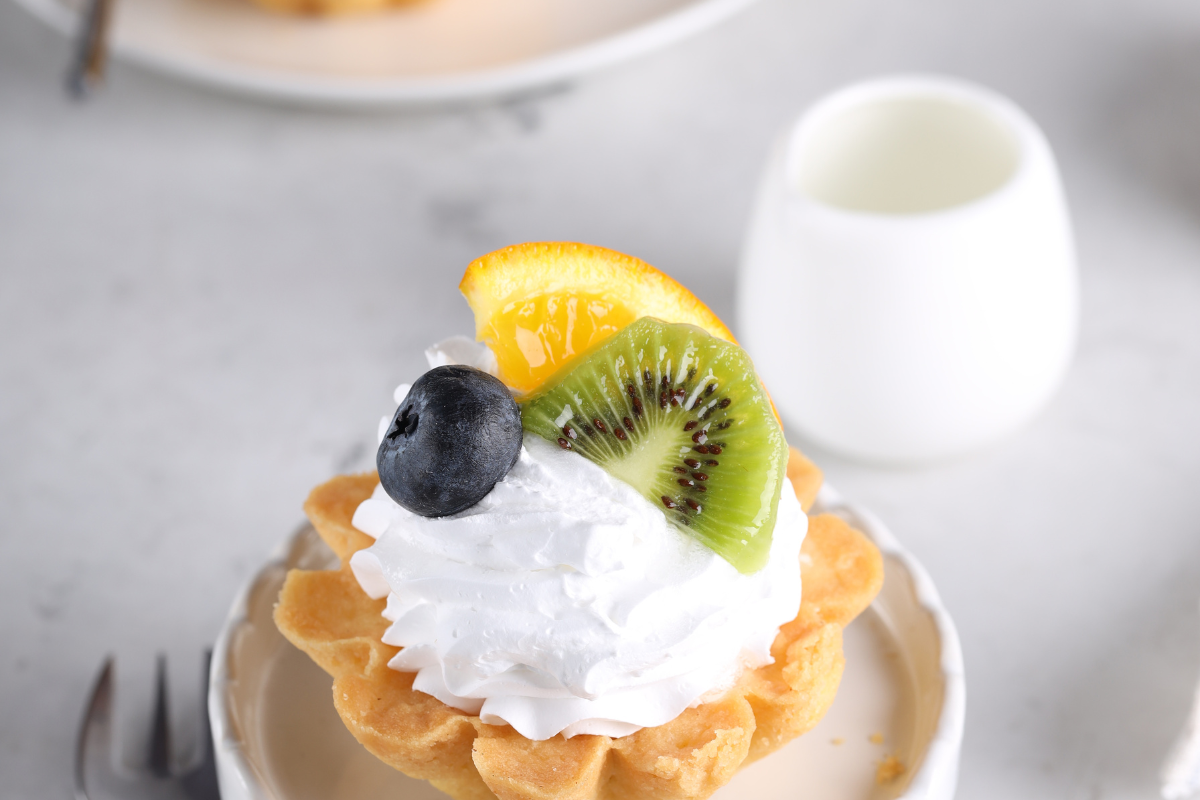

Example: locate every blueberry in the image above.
[377,365,522,517]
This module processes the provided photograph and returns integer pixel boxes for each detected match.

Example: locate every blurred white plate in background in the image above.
[12,0,760,106]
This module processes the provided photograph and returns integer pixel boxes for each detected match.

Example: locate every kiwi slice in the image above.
[520,317,788,574]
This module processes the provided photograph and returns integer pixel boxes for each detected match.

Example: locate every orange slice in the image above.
[459,242,735,394]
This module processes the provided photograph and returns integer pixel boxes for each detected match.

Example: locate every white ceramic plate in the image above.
[13,0,760,106]
[208,484,964,800]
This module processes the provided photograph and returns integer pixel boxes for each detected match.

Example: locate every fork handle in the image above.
[66,0,115,99]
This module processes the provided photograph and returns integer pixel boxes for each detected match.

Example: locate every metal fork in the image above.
[75,654,221,800]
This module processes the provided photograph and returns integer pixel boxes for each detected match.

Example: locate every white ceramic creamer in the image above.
[738,75,1078,464]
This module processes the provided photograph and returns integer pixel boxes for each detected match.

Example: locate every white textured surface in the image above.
[2,0,1200,797]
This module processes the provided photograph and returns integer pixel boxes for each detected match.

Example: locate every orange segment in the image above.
[485,291,638,391]
[460,242,735,394]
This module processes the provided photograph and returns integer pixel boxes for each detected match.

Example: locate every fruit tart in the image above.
[274,242,883,800]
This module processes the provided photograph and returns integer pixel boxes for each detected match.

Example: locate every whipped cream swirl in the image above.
[348,340,807,741]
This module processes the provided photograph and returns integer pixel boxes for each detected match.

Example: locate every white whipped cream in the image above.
[348,339,807,741]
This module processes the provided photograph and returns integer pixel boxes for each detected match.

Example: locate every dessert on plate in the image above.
[274,242,883,800]
[248,0,421,18]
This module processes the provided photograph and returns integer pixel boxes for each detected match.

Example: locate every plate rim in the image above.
[208,482,965,799]
[813,484,966,800]
[10,0,761,106]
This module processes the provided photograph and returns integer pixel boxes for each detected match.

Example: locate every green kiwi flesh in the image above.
[519,317,788,574]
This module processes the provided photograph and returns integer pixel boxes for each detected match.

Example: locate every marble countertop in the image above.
[2,0,1199,797]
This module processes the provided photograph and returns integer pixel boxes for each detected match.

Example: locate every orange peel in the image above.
[459,243,736,394]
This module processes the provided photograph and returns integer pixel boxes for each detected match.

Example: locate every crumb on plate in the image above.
[876,753,906,784]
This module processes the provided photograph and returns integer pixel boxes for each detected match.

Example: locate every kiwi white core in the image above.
[607,425,680,496]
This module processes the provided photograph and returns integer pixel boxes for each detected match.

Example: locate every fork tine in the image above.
[181,649,221,800]
[74,657,114,800]
[198,649,213,755]
[147,653,171,778]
